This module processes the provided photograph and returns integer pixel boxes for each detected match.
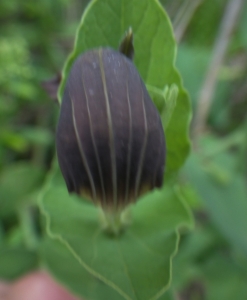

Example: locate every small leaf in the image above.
[146,85,168,113]
[161,84,178,130]
[146,84,178,130]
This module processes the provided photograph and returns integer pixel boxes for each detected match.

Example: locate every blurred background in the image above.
[0,0,247,299]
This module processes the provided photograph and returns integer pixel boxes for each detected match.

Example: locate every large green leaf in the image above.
[40,162,192,300]
[58,0,191,177]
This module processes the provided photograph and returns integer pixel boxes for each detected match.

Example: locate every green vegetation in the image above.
[0,0,247,299]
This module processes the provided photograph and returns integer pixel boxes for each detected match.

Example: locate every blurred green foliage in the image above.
[0,0,247,299]
[0,0,89,280]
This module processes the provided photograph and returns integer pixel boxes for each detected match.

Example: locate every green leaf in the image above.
[20,127,53,146]
[6,226,24,247]
[183,153,247,254]
[58,0,191,177]
[39,163,193,300]
[0,129,29,152]
[171,225,226,291]
[176,45,210,109]
[41,237,128,300]
[146,84,178,131]
[146,84,168,113]
[161,84,178,130]
[0,246,38,280]
[201,253,247,300]
[0,162,45,217]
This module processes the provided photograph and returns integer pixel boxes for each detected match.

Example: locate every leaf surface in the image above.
[0,247,38,280]
[0,163,45,217]
[40,164,192,300]
[183,153,247,254]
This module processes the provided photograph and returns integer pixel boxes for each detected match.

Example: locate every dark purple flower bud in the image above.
[56,47,165,211]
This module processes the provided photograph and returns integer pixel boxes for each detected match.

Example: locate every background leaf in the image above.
[182,151,247,254]
[0,162,45,217]
[0,246,38,280]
